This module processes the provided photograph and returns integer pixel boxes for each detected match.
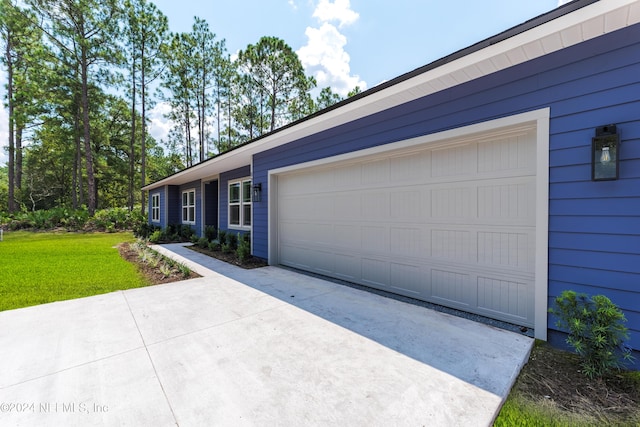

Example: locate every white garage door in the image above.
[276,127,537,327]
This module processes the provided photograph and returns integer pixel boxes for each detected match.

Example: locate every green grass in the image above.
[495,393,593,427]
[0,231,149,311]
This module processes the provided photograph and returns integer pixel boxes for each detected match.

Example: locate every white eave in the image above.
[143,0,640,191]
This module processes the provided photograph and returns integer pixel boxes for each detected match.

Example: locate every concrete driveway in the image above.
[0,244,532,426]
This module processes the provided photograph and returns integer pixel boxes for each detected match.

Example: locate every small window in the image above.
[229,178,251,229]
[182,189,196,224]
[151,194,160,222]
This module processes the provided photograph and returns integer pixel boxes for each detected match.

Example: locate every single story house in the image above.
[144,0,640,354]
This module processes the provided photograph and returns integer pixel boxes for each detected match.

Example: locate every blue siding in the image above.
[219,165,251,233]
[252,23,640,349]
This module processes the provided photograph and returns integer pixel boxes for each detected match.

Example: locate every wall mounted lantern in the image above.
[252,183,262,202]
[592,124,620,181]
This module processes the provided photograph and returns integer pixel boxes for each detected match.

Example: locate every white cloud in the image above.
[313,0,359,28]
[148,102,174,144]
[297,0,366,97]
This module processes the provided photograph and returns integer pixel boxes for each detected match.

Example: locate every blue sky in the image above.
[1,0,569,164]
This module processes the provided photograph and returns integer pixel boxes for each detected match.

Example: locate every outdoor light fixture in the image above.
[592,124,620,181]
[252,183,262,202]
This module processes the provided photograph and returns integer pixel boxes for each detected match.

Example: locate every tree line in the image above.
[0,0,360,215]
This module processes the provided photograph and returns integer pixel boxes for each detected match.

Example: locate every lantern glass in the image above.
[592,133,619,181]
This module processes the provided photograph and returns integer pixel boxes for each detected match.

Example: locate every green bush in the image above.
[204,225,217,242]
[236,233,251,263]
[549,290,634,378]
[180,224,195,241]
[226,232,238,250]
[149,230,163,244]
[197,237,209,249]
[217,230,227,247]
[208,239,221,251]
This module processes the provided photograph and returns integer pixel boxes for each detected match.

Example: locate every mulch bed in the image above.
[118,242,200,284]
[187,245,268,269]
[513,341,640,424]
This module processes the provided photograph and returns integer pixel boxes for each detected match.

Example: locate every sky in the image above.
[0,0,572,165]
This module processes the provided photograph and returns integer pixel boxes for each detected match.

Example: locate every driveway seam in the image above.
[0,347,145,390]
[122,291,180,427]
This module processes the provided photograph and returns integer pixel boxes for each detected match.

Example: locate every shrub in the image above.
[217,230,227,246]
[197,237,209,249]
[208,239,221,251]
[236,234,251,263]
[149,230,163,244]
[178,263,191,278]
[204,225,217,242]
[180,224,195,241]
[549,290,634,378]
[226,232,238,250]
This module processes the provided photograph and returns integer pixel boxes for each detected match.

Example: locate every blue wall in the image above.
[253,23,640,349]
[219,165,251,232]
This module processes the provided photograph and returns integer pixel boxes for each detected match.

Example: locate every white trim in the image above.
[535,111,551,341]
[151,193,160,223]
[268,108,550,339]
[228,177,252,231]
[181,188,196,225]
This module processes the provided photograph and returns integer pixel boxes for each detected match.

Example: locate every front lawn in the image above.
[0,231,149,311]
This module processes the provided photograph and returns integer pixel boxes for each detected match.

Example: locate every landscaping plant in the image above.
[549,290,634,378]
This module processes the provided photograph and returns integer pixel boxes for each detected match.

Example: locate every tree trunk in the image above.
[81,46,96,215]
[140,55,147,215]
[6,33,16,212]
[15,126,22,195]
[129,66,136,211]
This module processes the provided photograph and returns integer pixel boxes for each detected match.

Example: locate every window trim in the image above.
[182,188,196,224]
[151,193,160,223]
[228,178,251,230]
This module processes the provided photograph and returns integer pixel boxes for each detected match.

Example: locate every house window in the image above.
[229,178,251,228]
[151,194,160,222]
[182,189,196,224]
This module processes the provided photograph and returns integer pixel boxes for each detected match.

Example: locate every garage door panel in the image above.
[362,158,389,184]
[390,227,423,257]
[431,143,477,178]
[477,181,535,224]
[362,192,390,219]
[477,230,534,273]
[362,258,390,289]
[390,263,423,295]
[477,276,533,324]
[334,254,360,281]
[477,132,536,174]
[430,269,471,306]
[389,151,431,182]
[277,127,536,327]
[334,225,361,250]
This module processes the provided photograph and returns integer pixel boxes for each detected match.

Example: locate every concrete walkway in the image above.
[0,244,533,426]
